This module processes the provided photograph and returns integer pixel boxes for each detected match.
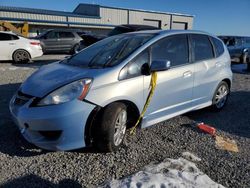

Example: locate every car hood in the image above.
[21,62,101,98]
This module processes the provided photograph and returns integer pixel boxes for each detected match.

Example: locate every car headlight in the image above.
[37,79,92,106]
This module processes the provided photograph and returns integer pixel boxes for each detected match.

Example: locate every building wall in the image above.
[128,10,171,29]
[0,5,194,36]
[172,15,193,29]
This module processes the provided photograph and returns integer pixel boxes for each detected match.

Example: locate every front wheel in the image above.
[211,81,229,111]
[92,102,127,152]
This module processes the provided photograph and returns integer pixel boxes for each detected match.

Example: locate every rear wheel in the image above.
[211,81,229,111]
[13,49,30,63]
[92,102,127,152]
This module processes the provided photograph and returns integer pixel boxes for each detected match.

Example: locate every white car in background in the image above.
[0,31,43,63]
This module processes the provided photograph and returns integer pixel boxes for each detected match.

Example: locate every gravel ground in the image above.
[0,57,249,188]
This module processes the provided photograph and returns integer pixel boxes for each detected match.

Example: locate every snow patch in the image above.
[182,151,201,162]
[102,155,225,188]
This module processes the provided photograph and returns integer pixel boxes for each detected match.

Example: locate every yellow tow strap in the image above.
[130,72,158,135]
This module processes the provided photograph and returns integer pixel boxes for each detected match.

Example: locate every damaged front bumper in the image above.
[9,92,96,151]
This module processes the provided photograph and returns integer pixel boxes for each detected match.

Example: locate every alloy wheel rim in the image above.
[114,110,127,146]
[16,51,28,62]
[215,85,228,108]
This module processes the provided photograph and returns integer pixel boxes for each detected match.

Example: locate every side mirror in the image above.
[150,60,171,72]
[141,63,151,76]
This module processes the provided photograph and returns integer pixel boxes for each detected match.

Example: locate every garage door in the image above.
[172,22,188,30]
[143,19,161,28]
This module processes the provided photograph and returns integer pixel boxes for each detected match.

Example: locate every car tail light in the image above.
[30,42,40,46]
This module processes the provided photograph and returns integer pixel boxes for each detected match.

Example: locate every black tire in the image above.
[92,102,127,152]
[71,43,80,54]
[211,81,229,111]
[13,49,31,63]
[247,60,250,72]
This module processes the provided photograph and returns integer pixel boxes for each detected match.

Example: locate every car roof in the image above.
[125,29,213,37]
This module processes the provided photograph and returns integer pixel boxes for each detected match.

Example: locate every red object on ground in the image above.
[196,122,216,136]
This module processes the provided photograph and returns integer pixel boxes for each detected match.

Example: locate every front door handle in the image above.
[183,71,192,78]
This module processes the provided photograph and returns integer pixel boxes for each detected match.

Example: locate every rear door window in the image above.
[151,34,189,67]
[59,32,75,38]
[190,34,214,62]
[46,31,59,39]
[210,37,225,57]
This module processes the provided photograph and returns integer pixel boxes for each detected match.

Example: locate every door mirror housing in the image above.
[151,60,171,72]
[141,63,151,76]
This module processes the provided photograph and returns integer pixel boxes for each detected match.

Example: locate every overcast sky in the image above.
[1,0,249,36]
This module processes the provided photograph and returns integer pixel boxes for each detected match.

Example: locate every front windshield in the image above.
[63,33,155,68]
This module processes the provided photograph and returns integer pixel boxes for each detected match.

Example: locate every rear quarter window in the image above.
[210,37,225,57]
[190,34,214,62]
[59,32,75,38]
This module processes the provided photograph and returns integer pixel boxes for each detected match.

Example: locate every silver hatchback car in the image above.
[10,30,232,152]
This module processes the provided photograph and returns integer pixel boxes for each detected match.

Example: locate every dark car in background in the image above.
[80,24,159,47]
[108,24,160,36]
[33,29,84,54]
[219,36,250,64]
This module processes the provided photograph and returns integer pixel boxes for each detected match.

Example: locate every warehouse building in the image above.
[0,3,194,36]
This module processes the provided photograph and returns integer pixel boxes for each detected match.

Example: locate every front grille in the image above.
[13,91,33,106]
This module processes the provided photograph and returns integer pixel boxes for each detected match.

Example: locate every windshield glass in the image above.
[62,33,155,68]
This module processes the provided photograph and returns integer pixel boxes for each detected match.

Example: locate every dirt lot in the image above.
[0,56,249,187]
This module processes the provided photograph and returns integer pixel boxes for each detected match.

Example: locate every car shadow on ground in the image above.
[13,59,60,68]
[1,174,82,188]
[0,54,67,69]
[12,57,66,69]
[184,91,250,139]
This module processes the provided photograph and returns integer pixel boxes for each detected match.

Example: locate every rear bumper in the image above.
[29,46,43,59]
[9,95,96,151]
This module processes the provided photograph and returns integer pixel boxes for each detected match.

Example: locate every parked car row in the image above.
[1,26,249,69]
[0,25,159,63]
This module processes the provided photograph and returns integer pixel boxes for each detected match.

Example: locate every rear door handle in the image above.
[9,43,15,45]
[183,71,192,78]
